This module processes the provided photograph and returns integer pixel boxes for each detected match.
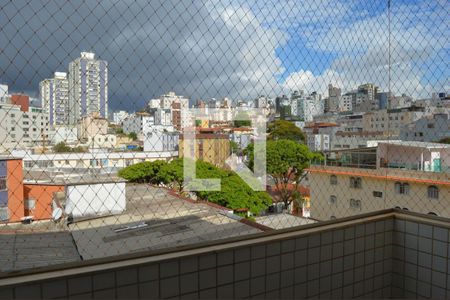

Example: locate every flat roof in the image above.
[0,232,80,272]
[379,141,450,149]
[0,156,22,161]
[69,185,262,260]
[23,171,126,186]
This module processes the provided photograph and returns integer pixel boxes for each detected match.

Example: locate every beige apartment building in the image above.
[308,141,450,220]
[362,106,426,135]
[179,128,230,167]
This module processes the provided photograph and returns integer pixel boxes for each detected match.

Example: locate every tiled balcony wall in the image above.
[0,210,448,299]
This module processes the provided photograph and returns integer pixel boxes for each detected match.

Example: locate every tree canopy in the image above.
[128,132,138,141]
[267,120,305,143]
[118,158,272,215]
[246,139,320,209]
[53,142,86,153]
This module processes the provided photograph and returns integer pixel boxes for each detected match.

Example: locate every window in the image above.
[427,185,439,199]
[25,199,36,210]
[0,177,6,190]
[329,195,337,205]
[330,175,337,185]
[350,177,362,188]
[0,206,9,221]
[395,182,409,195]
[349,199,361,210]
[373,191,383,198]
[427,123,434,128]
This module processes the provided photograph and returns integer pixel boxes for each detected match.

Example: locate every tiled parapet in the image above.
[0,209,448,299]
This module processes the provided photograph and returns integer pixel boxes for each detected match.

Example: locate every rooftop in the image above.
[378,140,450,149]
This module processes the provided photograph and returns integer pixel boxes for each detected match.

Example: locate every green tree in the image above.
[247,139,314,209]
[158,158,185,191]
[53,142,72,153]
[234,120,251,128]
[267,120,305,143]
[230,140,240,154]
[115,127,124,135]
[128,132,138,141]
[53,142,86,153]
[118,160,168,183]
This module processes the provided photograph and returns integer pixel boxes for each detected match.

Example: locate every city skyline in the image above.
[0,0,447,112]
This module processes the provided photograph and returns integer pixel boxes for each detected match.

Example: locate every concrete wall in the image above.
[65,182,126,218]
[6,160,24,223]
[23,184,65,220]
[0,215,395,299]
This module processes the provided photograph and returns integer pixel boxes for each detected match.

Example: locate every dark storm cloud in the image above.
[0,0,287,111]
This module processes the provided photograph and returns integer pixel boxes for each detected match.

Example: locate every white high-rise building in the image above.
[68,52,108,124]
[295,92,324,122]
[39,72,69,125]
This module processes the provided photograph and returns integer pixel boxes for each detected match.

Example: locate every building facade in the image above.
[0,103,49,152]
[68,52,108,124]
[399,113,450,142]
[40,72,69,125]
[122,112,154,135]
[308,142,450,220]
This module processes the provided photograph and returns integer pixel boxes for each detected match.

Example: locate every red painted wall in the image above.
[10,94,29,112]
[23,184,65,220]
[6,159,24,222]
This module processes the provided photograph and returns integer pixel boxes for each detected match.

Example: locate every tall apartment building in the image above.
[68,52,108,124]
[327,84,341,112]
[156,92,189,130]
[295,92,324,122]
[39,72,69,125]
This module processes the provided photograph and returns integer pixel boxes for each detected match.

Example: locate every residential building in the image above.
[122,112,154,135]
[376,91,391,110]
[39,72,69,125]
[327,84,341,112]
[0,156,126,222]
[154,108,172,126]
[77,112,116,149]
[230,127,253,150]
[10,94,29,112]
[308,142,450,220]
[289,90,303,116]
[0,157,23,222]
[331,131,391,150]
[363,106,427,135]
[0,84,7,101]
[336,113,364,132]
[48,125,78,145]
[68,52,108,124]
[143,126,179,152]
[17,150,177,172]
[307,134,330,152]
[295,91,324,122]
[254,95,268,109]
[389,94,413,109]
[0,103,49,152]
[112,110,129,125]
[400,113,450,142]
[303,122,339,152]
[357,83,378,104]
[179,128,230,167]
[339,92,353,112]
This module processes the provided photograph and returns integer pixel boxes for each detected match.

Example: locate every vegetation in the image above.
[115,127,124,134]
[128,132,138,141]
[230,140,240,154]
[233,119,251,128]
[267,120,306,143]
[246,139,321,209]
[53,142,86,153]
[118,158,272,215]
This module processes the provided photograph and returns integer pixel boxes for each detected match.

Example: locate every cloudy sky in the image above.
[0,0,448,111]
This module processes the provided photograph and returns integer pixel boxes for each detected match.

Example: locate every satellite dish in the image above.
[52,208,63,221]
